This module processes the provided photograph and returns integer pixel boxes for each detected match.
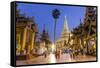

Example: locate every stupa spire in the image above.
[64,16,69,32]
[62,16,69,36]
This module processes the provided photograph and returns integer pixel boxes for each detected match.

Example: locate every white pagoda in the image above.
[55,16,71,49]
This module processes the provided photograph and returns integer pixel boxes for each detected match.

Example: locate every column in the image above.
[21,28,27,54]
[30,32,35,51]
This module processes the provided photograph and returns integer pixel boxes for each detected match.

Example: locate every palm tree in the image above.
[52,9,60,43]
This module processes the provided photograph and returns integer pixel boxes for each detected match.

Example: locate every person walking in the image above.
[44,47,47,58]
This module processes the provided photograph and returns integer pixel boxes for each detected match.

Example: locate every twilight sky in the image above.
[17,3,86,42]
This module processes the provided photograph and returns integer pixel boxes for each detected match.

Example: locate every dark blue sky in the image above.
[17,3,86,42]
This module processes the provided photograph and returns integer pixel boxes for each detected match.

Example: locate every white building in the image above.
[55,16,72,49]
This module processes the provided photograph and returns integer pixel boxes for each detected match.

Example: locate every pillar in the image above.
[30,32,35,51]
[21,28,27,54]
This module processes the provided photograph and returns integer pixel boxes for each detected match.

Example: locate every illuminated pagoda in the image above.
[39,24,51,51]
[16,5,38,60]
[72,7,97,55]
[55,16,71,49]
[83,7,97,55]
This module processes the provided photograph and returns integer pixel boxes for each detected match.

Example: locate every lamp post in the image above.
[52,9,60,43]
